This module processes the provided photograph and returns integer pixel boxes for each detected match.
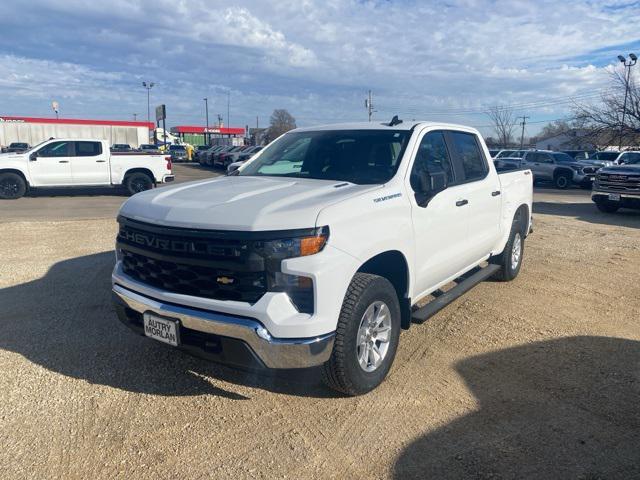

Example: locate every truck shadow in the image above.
[393,336,640,479]
[533,201,640,228]
[27,187,128,197]
[0,252,333,399]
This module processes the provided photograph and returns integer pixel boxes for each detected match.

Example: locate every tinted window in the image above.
[552,152,574,163]
[75,141,102,157]
[448,131,487,181]
[591,151,618,161]
[38,141,71,157]
[621,152,640,164]
[239,130,410,184]
[410,131,454,191]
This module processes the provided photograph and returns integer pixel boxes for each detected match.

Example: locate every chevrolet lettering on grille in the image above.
[610,175,627,181]
[121,230,233,256]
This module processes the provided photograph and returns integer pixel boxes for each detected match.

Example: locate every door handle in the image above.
[96,160,106,163]
[491,190,501,196]
[456,199,468,207]
[58,160,69,163]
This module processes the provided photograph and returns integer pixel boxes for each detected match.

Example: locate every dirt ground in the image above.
[1,192,639,479]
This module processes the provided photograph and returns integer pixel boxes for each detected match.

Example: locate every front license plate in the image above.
[143,313,179,346]
[608,193,621,201]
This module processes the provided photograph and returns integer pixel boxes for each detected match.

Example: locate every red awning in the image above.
[0,115,154,129]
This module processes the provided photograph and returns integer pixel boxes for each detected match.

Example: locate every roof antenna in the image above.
[387,115,403,127]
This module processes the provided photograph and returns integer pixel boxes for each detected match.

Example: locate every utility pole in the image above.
[365,90,374,122]
[617,53,637,149]
[203,97,210,145]
[133,113,138,121]
[227,91,231,129]
[519,116,530,149]
[217,114,223,127]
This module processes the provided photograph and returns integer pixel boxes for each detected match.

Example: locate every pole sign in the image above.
[155,104,166,122]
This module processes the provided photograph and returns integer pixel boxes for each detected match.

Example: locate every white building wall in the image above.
[0,122,149,147]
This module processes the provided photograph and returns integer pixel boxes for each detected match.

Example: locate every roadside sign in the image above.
[155,104,166,122]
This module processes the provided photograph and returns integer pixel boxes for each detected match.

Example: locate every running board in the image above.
[411,264,501,324]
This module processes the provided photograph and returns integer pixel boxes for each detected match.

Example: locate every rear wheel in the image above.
[554,172,572,189]
[125,172,153,196]
[491,209,526,281]
[322,273,401,396]
[0,172,27,199]
[595,201,620,213]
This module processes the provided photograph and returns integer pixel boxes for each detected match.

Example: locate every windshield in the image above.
[552,152,574,162]
[590,152,618,161]
[496,150,514,158]
[170,145,185,151]
[622,152,640,164]
[238,129,410,184]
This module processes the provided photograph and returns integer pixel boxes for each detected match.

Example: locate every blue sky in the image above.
[1,0,639,137]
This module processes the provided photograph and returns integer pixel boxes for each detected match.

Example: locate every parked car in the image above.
[222,145,261,167]
[206,145,233,166]
[111,144,132,152]
[5,142,31,153]
[0,139,173,199]
[225,146,264,173]
[592,154,640,213]
[168,144,188,162]
[498,150,598,188]
[488,149,501,158]
[112,120,533,395]
[139,144,160,153]
[213,145,244,168]
[194,145,210,162]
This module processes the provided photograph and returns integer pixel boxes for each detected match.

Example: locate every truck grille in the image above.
[596,173,640,192]
[117,218,268,303]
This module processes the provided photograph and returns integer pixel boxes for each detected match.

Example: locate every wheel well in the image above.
[0,169,29,187]
[357,250,412,330]
[515,204,530,235]
[123,168,154,183]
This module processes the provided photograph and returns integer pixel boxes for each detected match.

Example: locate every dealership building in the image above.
[170,125,247,146]
[0,115,154,148]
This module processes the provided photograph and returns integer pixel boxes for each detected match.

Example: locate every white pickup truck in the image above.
[0,138,174,199]
[112,120,533,395]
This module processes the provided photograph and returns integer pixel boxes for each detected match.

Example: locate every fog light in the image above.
[270,272,314,314]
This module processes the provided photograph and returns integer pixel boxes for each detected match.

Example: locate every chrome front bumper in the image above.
[112,284,334,369]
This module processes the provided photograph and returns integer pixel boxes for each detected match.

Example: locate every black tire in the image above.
[554,171,572,189]
[125,172,153,196]
[595,201,620,213]
[491,209,526,282]
[0,172,27,199]
[322,273,401,396]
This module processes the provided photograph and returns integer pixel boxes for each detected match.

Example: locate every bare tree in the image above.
[573,68,640,148]
[266,109,297,142]
[486,106,518,148]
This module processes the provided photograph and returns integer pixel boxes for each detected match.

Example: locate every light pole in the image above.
[204,97,210,145]
[617,53,637,150]
[142,81,155,124]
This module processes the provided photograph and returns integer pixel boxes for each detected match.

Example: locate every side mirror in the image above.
[415,170,447,207]
[29,152,38,161]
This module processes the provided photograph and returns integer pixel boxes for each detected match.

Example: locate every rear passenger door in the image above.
[70,141,110,185]
[446,131,501,264]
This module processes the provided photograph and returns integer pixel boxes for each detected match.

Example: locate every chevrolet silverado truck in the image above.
[112,120,533,395]
[592,155,640,213]
[0,138,174,199]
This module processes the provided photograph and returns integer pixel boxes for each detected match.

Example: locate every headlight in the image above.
[256,227,329,314]
[256,227,329,261]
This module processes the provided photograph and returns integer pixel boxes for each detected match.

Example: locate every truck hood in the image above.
[599,164,640,175]
[0,153,25,161]
[119,175,381,231]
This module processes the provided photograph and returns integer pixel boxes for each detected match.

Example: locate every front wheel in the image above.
[322,273,401,396]
[0,172,27,199]
[554,172,572,189]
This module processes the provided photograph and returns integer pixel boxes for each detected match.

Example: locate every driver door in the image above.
[28,141,73,186]
[409,130,470,298]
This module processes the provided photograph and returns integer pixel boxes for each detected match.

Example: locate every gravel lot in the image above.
[1,167,639,479]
